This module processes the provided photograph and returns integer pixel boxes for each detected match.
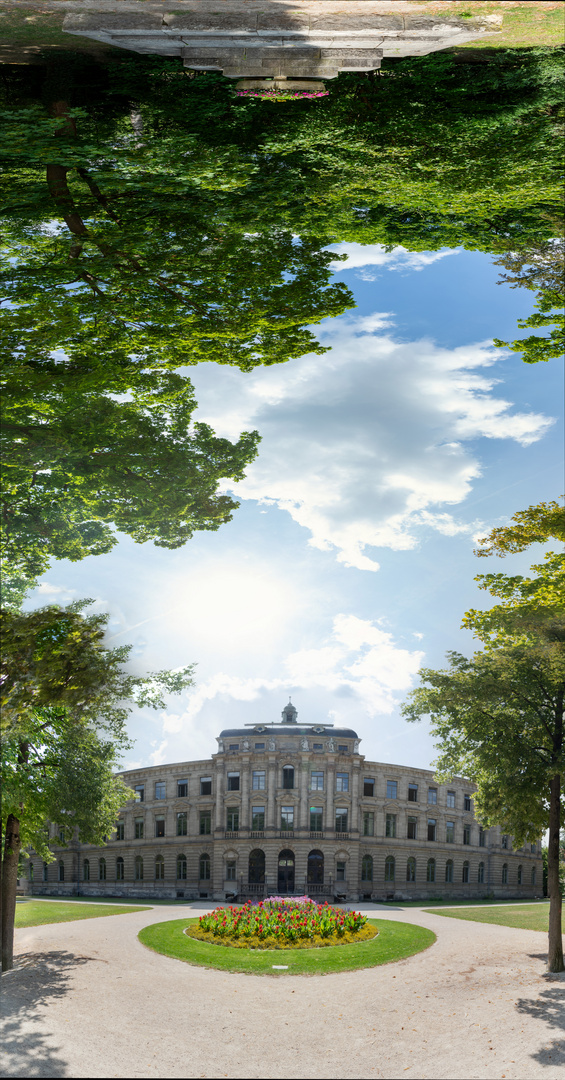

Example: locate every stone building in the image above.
[29,702,542,902]
[63,2,502,82]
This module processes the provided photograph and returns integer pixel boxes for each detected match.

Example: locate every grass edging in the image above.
[15,900,152,927]
[422,903,549,933]
[138,917,436,976]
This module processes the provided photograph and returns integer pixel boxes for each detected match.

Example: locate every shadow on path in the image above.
[516,986,565,1069]
[1,950,91,1078]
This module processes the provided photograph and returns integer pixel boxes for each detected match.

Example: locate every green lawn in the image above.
[423,902,550,932]
[139,917,435,976]
[15,900,151,927]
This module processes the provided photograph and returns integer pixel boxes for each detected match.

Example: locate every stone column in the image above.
[267,760,276,829]
[241,763,250,830]
[351,764,360,832]
[326,763,335,836]
[215,763,223,830]
[299,760,309,831]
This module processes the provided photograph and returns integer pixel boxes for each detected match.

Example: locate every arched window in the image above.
[248,849,265,884]
[116,857,124,881]
[134,856,143,881]
[478,861,484,884]
[99,857,107,881]
[385,856,395,882]
[282,765,295,790]
[445,859,453,883]
[462,860,469,884]
[427,858,436,883]
[361,854,373,882]
[308,850,324,884]
[531,866,536,885]
[199,853,211,880]
[517,864,523,885]
[502,863,508,885]
[58,861,65,882]
[83,859,90,882]
[155,855,165,881]
[406,857,416,883]
[177,854,187,880]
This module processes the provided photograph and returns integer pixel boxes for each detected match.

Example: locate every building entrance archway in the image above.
[278,849,295,894]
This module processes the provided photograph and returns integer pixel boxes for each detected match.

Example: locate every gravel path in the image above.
[2,903,563,1079]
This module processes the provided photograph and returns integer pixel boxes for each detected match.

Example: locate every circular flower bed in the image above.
[185,896,378,950]
[236,90,328,101]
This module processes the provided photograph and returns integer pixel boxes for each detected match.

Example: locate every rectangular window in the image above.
[116,822,124,841]
[501,834,508,849]
[364,778,375,796]
[531,843,537,853]
[200,777,212,796]
[407,816,417,840]
[155,816,165,838]
[135,818,144,839]
[177,779,188,798]
[386,780,398,799]
[464,794,472,812]
[252,807,265,831]
[229,743,239,751]
[177,812,187,836]
[199,810,211,835]
[335,808,348,833]
[336,772,349,792]
[252,771,265,790]
[446,791,456,808]
[386,813,396,838]
[408,783,418,802]
[155,782,166,800]
[463,825,471,846]
[43,863,49,882]
[226,808,239,832]
[227,772,240,791]
[59,828,65,843]
[226,860,236,881]
[479,827,486,847]
[428,788,437,805]
[116,859,124,881]
[311,771,324,791]
[254,742,265,750]
[363,811,374,836]
[338,744,348,753]
[428,818,436,841]
[446,821,454,843]
[134,784,144,802]
[281,806,294,831]
[310,807,323,831]
[313,742,323,751]
[336,861,346,882]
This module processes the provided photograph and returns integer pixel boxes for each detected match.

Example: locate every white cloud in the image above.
[158,614,424,745]
[190,313,553,571]
[328,243,460,279]
[149,740,169,766]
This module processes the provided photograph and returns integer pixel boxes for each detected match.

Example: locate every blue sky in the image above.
[27,243,563,772]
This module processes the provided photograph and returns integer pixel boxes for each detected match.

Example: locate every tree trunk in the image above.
[1,814,21,972]
[547,773,564,972]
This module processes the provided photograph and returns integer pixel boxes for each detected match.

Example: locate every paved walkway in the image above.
[2,904,563,1079]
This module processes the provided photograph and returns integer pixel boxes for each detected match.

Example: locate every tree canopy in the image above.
[1,600,195,970]
[402,503,565,971]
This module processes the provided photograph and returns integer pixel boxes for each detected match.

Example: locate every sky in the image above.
[26,243,563,772]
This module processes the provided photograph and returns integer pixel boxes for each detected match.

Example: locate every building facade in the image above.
[29,703,542,902]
